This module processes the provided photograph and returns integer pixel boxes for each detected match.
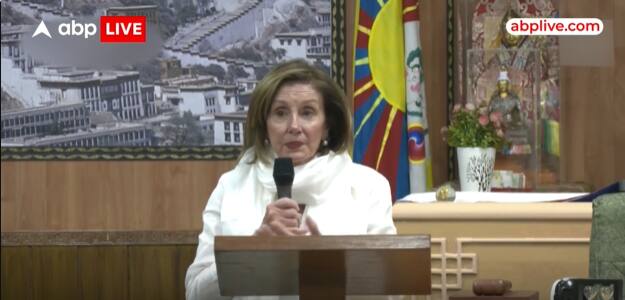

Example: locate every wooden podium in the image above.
[215,235,431,299]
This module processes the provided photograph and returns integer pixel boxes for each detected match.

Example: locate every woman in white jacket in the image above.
[185,60,396,300]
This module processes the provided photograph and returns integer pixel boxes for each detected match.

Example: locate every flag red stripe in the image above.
[356,30,369,49]
[403,10,418,22]
[403,0,419,22]
[354,74,372,90]
[354,80,375,108]
[376,111,405,199]
[359,9,374,28]
[362,104,391,168]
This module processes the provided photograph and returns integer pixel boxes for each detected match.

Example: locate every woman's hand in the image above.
[302,217,321,236]
[254,198,308,236]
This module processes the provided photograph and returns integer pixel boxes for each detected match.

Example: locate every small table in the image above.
[449,291,539,300]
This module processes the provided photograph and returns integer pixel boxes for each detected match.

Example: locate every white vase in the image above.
[457,147,496,192]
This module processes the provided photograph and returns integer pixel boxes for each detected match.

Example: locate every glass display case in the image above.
[452,0,561,189]
[466,48,540,189]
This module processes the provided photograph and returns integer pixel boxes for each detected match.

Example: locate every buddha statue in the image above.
[488,69,528,145]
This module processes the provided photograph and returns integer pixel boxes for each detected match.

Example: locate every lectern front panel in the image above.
[215,235,431,297]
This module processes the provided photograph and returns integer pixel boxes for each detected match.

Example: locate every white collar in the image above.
[237,148,353,206]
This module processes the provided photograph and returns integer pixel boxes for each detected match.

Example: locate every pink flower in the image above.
[489,111,503,123]
[478,115,489,126]
[453,104,461,113]
[465,103,475,111]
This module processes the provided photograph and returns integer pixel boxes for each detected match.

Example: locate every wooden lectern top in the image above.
[215,234,431,298]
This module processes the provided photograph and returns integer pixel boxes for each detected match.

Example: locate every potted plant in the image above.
[442,103,507,191]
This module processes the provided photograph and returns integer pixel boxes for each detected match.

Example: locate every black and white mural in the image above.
[1,0,344,159]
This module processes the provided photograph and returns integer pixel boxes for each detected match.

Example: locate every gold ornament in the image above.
[436,183,456,201]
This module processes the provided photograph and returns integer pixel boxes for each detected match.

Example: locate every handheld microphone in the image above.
[273,158,306,227]
[273,157,294,199]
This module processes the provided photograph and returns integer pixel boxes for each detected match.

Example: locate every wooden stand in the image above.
[215,235,431,299]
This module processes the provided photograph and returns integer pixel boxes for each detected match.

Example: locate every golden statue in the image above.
[488,68,528,145]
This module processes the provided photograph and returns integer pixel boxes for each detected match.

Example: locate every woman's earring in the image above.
[322,139,328,146]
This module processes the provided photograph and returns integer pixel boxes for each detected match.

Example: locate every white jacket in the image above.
[185,150,396,300]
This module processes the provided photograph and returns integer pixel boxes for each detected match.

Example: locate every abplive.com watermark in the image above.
[506,18,603,35]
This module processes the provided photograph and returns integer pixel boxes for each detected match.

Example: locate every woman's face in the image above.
[266,83,327,166]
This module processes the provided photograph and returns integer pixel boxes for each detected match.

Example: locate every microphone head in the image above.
[273,157,294,186]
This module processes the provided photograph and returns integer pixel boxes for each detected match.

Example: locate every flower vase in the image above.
[457,147,496,192]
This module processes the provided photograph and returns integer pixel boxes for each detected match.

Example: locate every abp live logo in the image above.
[33,16,146,43]
[100,16,146,43]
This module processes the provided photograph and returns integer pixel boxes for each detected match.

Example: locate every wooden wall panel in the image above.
[345,0,353,108]
[0,161,236,232]
[32,246,79,300]
[178,245,199,291]
[1,247,33,300]
[587,0,616,188]
[129,246,187,300]
[1,245,195,300]
[560,0,624,189]
[13,163,48,230]
[0,165,18,233]
[614,0,625,181]
[45,162,103,229]
[78,246,128,300]
[420,0,449,187]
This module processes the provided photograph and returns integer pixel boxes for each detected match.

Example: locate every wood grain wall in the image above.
[1,161,235,231]
[418,0,450,188]
[1,245,196,300]
[1,0,623,233]
[559,0,625,189]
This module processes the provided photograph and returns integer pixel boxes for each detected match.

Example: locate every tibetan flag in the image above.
[353,0,432,200]
[403,0,432,193]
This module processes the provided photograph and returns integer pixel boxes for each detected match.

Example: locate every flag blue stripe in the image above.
[353,99,387,163]
[396,116,410,199]
[354,88,380,128]
[355,48,368,60]
[359,0,382,20]
[354,64,371,82]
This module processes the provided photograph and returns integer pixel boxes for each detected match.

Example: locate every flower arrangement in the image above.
[442,103,507,149]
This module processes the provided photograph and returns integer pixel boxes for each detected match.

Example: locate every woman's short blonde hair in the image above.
[244,59,352,163]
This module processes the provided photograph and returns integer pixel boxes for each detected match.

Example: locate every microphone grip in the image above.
[276,186,304,212]
[276,185,291,199]
[276,186,306,228]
